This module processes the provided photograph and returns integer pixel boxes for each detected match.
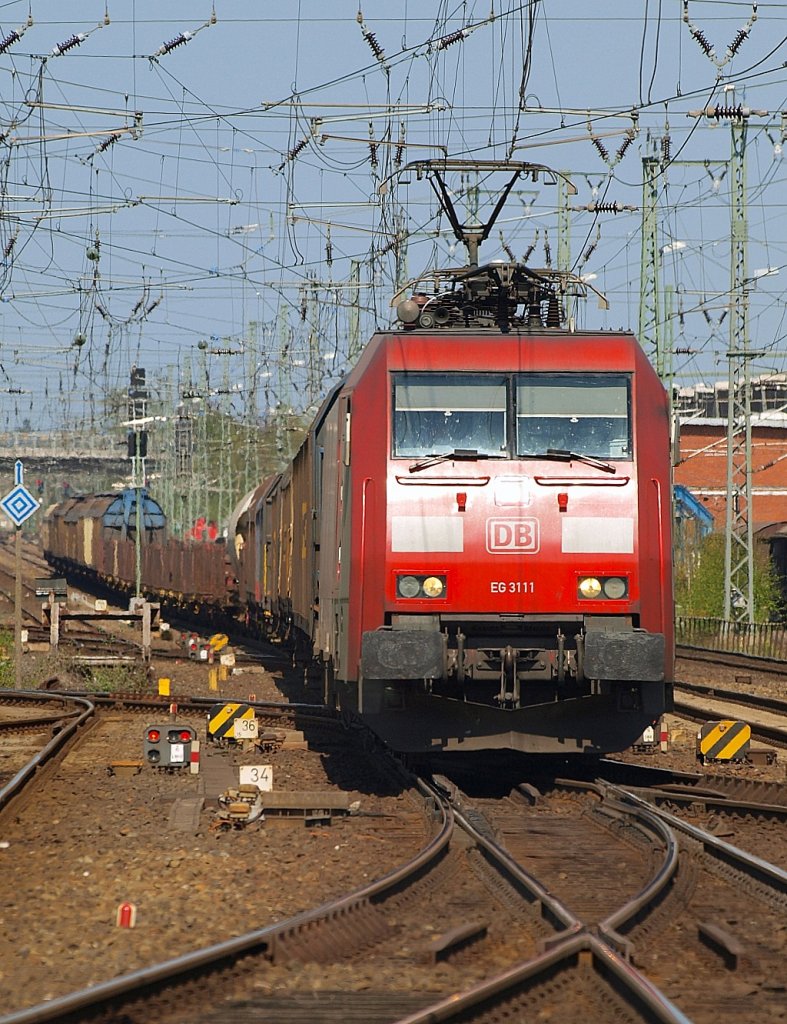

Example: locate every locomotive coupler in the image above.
[456,630,465,684]
[498,645,520,706]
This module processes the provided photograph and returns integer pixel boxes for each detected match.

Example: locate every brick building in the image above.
[673,376,787,531]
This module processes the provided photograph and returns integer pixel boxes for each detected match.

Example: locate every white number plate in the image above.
[233,716,259,739]
[239,765,273,791]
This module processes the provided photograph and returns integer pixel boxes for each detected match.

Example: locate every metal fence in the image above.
[676,616,787,660]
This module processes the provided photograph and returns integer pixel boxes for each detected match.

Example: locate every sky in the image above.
[0,1,785,435]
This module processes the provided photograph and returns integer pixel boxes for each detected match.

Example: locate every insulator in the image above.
[523,233,538,263]
[368,123,378,168]
[661,134,671,164]
[97,133,122,153]
[615,135,634,162]
[708,105,744,120]
[594,202,623,214]
[3,237,15,259]
[394,123,405,167]
[689,25,714,58]
[326,239,333,267]
[591,136,610,162]
[156,31,193,56]
[546,294,562,327]
[0,31,21,54]
[581,234,599,265]
[363,29,385,64]
[728,28,749,57]
[543,234,552,268]
[279,136,308,171]
[499,232,514,262]
[434,29,467,50]
[145,298,161,315]
[52,33,86,56]
[376,236,398,257]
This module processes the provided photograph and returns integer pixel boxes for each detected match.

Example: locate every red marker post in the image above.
[116,902,137,928]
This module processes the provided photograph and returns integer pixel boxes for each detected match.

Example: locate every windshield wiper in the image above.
[408,448,499,473]
[532,448,617,474]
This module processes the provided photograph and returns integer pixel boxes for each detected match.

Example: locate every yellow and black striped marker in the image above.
[208,702,255,743]
[209,633,229,652]
[698,720,751,762]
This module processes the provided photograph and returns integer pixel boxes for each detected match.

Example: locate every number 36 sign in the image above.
[233,715,259,739]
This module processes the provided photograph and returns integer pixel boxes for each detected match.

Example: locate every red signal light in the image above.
[168,728,193,743]
[147,728,161,742]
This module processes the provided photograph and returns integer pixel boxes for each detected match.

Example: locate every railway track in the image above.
[673,679,787,749]
[2,541,786,1020]
[2,697,787,1024]
[677,643,787,678]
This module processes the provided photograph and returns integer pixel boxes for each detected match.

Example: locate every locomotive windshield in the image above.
[392,371,631,460]
[515,373,630,459]
[393,373,507,457]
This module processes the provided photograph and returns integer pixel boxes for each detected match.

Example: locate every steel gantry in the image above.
[723,110,755,622]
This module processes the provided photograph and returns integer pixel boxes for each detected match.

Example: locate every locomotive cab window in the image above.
[393,373,507,457]
[515,374,631,460]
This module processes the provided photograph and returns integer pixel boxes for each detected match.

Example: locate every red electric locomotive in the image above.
[230,161,674,755]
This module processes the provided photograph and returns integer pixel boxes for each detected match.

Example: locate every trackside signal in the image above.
[144,723,197,767]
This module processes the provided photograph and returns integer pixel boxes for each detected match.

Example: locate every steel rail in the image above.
[676,678,787,715]
[0,778,453,1024]
[0,691,95,811]
[401,777,688,1022]
[391,930,693,1024]
[599,782,787,898]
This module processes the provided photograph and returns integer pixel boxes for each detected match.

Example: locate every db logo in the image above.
[486,518,540,554]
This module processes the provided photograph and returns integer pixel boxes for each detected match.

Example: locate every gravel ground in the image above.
[0,643,431,1015]
[2,628,786,1015]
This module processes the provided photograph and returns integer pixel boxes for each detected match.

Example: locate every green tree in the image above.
[675,531,783,621]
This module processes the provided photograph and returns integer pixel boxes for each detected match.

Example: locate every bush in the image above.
[675,532,783,621]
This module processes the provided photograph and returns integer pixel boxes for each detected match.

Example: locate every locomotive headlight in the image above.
[397,575,421,598]
[578,576,603,599]
[422,576,444,598]
[603,576,628,599]
[396,573,447,599]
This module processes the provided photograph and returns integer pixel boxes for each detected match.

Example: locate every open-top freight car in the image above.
[43,489,235,615]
